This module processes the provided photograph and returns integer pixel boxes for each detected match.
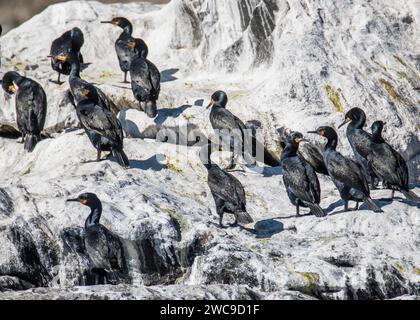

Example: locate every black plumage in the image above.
[101,17,148,83]
[281,132,326,217]
[338,107,378,187]
[367,123,419,202]
[49,27,84,85]
[130,51,160,118]
[1,71,47,152]
[278,127,329,176]
[76,99,129,168]
[200,143,254,228]
[308,126,383,212]
[67,193,128,284]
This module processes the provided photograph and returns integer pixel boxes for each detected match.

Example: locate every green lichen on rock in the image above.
[379,78,401,101]
[299,272,320,286]
[325,85,344,113]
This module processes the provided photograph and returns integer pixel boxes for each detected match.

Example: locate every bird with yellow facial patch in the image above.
[1,71,47,152]
[281,131,326,217]
[101,17,148,83]
[308,126,383,213]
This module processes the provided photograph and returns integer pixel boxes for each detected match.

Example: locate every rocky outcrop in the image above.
[0,0,418,299]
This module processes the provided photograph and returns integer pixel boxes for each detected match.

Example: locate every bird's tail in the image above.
[401,190,420,202]
[24,134,40,153]
[364,197,383,213]
[113,149,130,168]
[145,100,157,118]
[308,203,327,217]
[235,211,254,225]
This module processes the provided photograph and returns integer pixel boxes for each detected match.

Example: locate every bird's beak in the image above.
[101,21,113,24]
[128,42,136,49]
[338,117,352,129]
[66,198,79,202]
[8,84,16,93]
[206,99,215,109]
[47,55,53,58]
[56,55,69,62]
[307,131,318,134]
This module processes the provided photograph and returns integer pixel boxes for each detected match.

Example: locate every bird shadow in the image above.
[273,212,313,220]
[154,104,192,125]
[119,110,142,138]
[160,68,179,83]
[129,155,165,171]
[111,84,132,90]
[251,219,284,239]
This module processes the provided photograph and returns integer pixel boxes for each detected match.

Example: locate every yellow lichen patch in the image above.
[393,55,408,68]
[299,272,320,286]
[182,113,195,121]
[395,263,405,273]
[379,78,401,101]
[414,268,420,275]
[184,83,193,88]
[230,92,245,100]
[325,85,344,113]
[15,62,26,71]
[166,159,183,173]
[99,72,114,79]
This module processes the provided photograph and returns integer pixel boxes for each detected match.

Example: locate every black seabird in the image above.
[278,127,329,176]
[129,45,160,118]
[206,91,279,170]
[308,126,383,212]
[101,17,148,83]
[281,131,326,217]
[49,27,84,85]
[76,98,129,168]
[367,124,419,201]
[67,193,128,284]
[200,143,254,228]
[338,107,378,187]
[1,71,47,152]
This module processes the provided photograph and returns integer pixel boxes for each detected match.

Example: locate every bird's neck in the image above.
[70,60,81,79]
[120,24,133,37]
[200,144,216,170]
[281,143,298,160]
[350,115,366,129]
[10,72,25,86]
[85,204,102,228]
[325,137,338,151]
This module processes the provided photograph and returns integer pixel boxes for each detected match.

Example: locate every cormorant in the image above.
[129,45,160,118]
[1,71,47,152]
[67,193,128,284]
[277,127,329,176]
[281,132,326,217]
[308,126,383,212]
[371,121,386,143]
[49,27,84,85]
[367,124,418,201]
[206,91,258,170]
[55,51,118,115]
[76,99,129,168]
[338,107,378,187]
[101,17,148,83]
[200,143,254,228]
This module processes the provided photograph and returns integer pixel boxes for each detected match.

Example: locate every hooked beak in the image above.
[206,99,215,109]
[101,21,113,24]
[338,118,352,129]
[307,131,318,134]
[66,198,79,202]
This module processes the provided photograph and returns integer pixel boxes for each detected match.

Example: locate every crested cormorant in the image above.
[206,91,257,170]
[367,124,419,201]
[200,143,254,228]
[76,99,129,168]
[1,71,47,152]
[371,121,386,143]
[277,127,329,176]
[55,51,118,115]
[129,46,160,118]
[281,132,326,217]
[67,193,128,284]
[101,17,148,83]
[49,27,84,85]
[308,126,383,212]
[338,107,378,187]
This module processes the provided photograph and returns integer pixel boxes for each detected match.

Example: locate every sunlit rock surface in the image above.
[0,0,419,299]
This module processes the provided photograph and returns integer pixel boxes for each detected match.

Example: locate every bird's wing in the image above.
[16,81,46,133]
[147,60,160,98]
[328,153,369,195]
[134,38,149,58]
[207,168,241,207]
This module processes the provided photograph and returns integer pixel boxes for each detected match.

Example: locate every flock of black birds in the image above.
[0,18,418,285]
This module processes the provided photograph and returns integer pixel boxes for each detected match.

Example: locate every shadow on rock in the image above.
[160,68,179,82]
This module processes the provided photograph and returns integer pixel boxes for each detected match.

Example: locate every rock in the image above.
[0,0,418,300]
